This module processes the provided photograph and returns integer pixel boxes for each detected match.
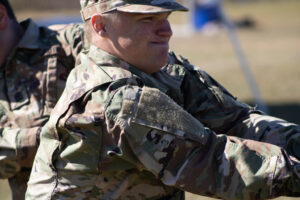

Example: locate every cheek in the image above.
[117,37,136,50]
[118,33,146,50]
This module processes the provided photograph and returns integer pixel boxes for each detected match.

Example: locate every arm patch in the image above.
[119,86,209,145]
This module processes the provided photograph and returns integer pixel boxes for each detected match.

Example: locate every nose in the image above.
[156,19,173,38]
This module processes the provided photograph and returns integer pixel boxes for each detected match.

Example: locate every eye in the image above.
[140,16,154,23]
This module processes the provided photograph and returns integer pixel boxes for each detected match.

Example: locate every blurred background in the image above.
[1,0,300,199]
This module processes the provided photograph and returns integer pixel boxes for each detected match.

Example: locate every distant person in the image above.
[0,0,84,199]
[26,0,300,199]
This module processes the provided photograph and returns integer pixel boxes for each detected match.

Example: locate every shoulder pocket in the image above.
[117,86,209,145]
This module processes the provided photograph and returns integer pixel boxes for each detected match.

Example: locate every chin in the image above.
[156,49,169,60]
[152,60,168,72]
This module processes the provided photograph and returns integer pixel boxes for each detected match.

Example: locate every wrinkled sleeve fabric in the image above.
[106,85,300,200]
[0,127,39,178]
[226,113,300,160]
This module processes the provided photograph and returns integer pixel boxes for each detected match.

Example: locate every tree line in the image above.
[10,0,80,11]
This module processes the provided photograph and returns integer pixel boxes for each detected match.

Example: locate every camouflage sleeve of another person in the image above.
[0,127,40,178]
[106,86,300,199]
[168,52,300,161]
[53,23,86,65]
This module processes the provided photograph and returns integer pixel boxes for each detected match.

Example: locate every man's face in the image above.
[105,11,173,74]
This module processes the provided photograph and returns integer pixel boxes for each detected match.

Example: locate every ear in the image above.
[91,14,107,36]
[0,4,9,30]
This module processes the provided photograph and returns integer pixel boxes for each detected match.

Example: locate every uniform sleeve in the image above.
[170,53,300,161]
[0,127,40,178]
[106,85,300,200]
[179,66,251,134]
[167,52,252,134]
[226,113,300,160]
[55,23,86,65]
[26,83,300,200]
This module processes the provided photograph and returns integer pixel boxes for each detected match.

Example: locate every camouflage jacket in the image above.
[26,45,300,200]
[0,19,84,199]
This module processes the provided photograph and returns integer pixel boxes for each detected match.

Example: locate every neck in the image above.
[0,44,6,68]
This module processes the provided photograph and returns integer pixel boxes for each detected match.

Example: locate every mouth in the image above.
[150,41,169,47]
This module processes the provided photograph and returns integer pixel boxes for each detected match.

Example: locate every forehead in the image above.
[116,11,171,18]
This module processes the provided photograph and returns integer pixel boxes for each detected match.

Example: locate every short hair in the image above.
[0,0,16,20]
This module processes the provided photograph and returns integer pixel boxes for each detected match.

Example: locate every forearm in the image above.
[226,113,300,160]
[125,126,300,199]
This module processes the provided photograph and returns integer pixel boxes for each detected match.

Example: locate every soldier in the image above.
[26,0,300,199]
[0,0,84,199]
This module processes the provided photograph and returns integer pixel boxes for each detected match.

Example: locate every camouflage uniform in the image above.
[26,44,300,200]
[25,0,300,199]
[0,19,84,200]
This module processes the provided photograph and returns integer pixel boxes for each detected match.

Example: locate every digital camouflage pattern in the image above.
[0,19,84,200]
[80,0,188,21]
[26,45,300,200]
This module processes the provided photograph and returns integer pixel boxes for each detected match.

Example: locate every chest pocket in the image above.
[6,74,30,111]
[6,44,71,118]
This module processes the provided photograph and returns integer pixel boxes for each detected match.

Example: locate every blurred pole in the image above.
[183,0,196,34]
[219,2,269,113]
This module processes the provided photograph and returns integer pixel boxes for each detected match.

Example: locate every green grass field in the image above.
[1,0,300,199]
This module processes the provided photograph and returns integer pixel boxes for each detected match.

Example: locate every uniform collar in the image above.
[87,45,168,93]
[1,19,41,74]
[16,18,41,50]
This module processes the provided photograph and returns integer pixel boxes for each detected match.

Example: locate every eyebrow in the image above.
[132,12,171,19]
